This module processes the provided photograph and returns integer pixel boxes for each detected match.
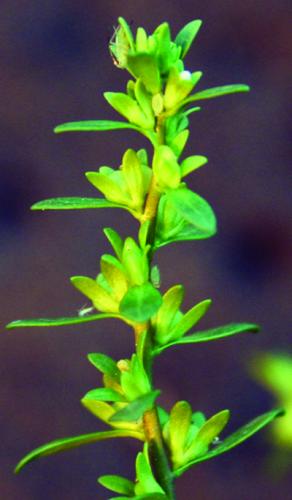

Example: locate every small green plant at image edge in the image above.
[7,16,283,499]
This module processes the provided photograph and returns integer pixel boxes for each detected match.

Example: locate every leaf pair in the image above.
[153,284,211,345]
[84,352,159,425]
[163,67,202,112]
[163,402,229,469]
[104,91,155,130]
[86,148,152,217]
[100,445,165,499]
[98,444,167,498]
[71,232,162,323]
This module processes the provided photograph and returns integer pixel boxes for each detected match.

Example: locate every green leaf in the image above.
[85,172,130,206]
[150,265,160,288]
[118,16,135,51]
[122,237,149,286]
[168,188,216,235]
[175,20,202,58]
[138,221,151,249]
[6,313,116,329]
[54,120,140,133]
[180,155,208,177]
[153,145,181,191]
[154,322,259,354]
[120,354,151,401]
[164,68,202,110]
[103,227,124,260]
[196,410,230,447]
[154,188,217,248]
[154,285,184,344]
[15,429,143,473]
[121,148,146,208]
[185,106,201,116]
[31,197,121,211]
[186,84,250,103]
[135,447,165,496]
[170,129,189,158]
[83,388,125,403]
[127,53,161,94]
[128,493,167,499]
[98,474,135,495]
[104,92,153,129]
[100,254,129,301]
[174,408,284,476]
[168,401,192,457]
[112,494,167,500]
[110,391,160,422]
[87,353,120,381]
[183,410,230,462]
[166,299,211,342]
[71,275,119,313]
[134,80,154,126]
[120,283,162,322]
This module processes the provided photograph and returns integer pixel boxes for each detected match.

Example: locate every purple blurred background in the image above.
[1,1,291,499]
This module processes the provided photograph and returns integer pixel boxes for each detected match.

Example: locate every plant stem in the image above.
[138,114,176,499]
[143,408,175,499]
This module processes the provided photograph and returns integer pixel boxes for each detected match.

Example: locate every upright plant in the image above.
[7,17,283,499]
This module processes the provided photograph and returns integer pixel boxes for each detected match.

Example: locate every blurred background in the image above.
[1,0,291,498]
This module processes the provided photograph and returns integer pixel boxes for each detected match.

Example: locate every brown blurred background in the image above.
[1,1,291,499]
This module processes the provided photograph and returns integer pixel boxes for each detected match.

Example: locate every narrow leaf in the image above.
[31,197,120,211]
[186,84,250,103]
[103,227,124,260]
[6,313,117,329]
[15,429,143,473]
[54,120,140,133]
[169,401,192,456]
[180,155,208,177]
[154,285,184,344]
[135,447,165,495]
[195,410,230,447]
[83,388,125,402]
[175,20,202,58]
[174,408,284,476]
[154,323,259,354]
[120,283,162,322]
[87,353,120,381]
[110,496,166,500]
[118,17,135,50]
[110,391,160,422]
[104,92,153,130]
[98,474,135,495]
[166,299,211,341]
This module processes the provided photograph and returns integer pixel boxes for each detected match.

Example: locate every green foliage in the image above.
[120,284,162,322]
[7,14,283,500]
[249,353,292,448]
[110,391,160,422]
[14,429,144,474]
[163,403,230,469]
[154,188,217,248]
[31,197,121,210]
[173,408,284,476]
[98,474,135,496]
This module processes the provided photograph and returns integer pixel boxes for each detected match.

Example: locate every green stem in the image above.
[143,407,175,499]
[137,114,176,499]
